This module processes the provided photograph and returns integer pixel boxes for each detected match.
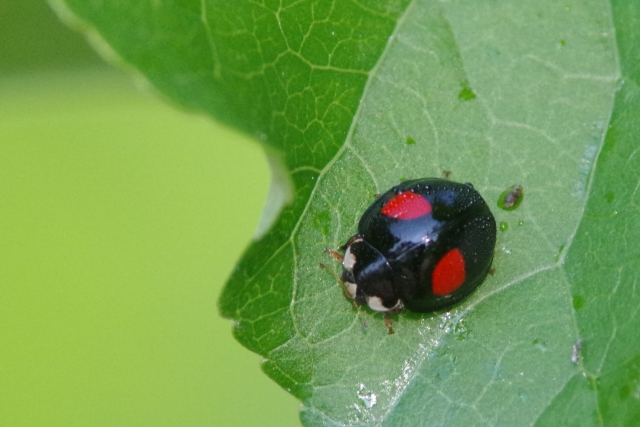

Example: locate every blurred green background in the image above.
[0,1,300,426]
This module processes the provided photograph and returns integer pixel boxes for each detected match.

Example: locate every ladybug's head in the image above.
[340,235,362,303]
[340,234,403,314]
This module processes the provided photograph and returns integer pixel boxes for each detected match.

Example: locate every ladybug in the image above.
[327,178,496,318]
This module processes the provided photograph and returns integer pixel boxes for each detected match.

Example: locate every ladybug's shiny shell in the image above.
[340,178,496,313]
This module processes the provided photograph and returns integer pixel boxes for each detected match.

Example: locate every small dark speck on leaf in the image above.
[620,384,631,398]
[605,191,615,203]
[532,338,548,352]
[458,80,477,101]
[405,136,416,145]
[573,295,585,310]
[314,210,332,236]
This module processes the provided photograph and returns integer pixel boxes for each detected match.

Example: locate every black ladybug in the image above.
[328,178,496,318]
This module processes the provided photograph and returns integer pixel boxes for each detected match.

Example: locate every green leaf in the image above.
[52,0,640,425]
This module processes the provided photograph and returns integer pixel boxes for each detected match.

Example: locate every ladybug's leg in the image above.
[384,313,395,334]
[324,248,343,262]
[351,301,368,326]
[349,298,360,310]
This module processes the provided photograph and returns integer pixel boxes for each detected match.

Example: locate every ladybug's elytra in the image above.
[329,178,496,316]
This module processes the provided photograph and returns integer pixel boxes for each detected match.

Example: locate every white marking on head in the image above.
[342,246,356,271]
[343,282,358,300]
[366,296,390,312]
[365,296,403,313]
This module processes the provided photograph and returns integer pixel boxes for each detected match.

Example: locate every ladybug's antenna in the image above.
[323,248,344,262]
[319,263,342,284]
[319,262,364,317]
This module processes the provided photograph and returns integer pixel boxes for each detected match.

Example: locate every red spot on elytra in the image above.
[432,248,466,296]
[381,191,432,220]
